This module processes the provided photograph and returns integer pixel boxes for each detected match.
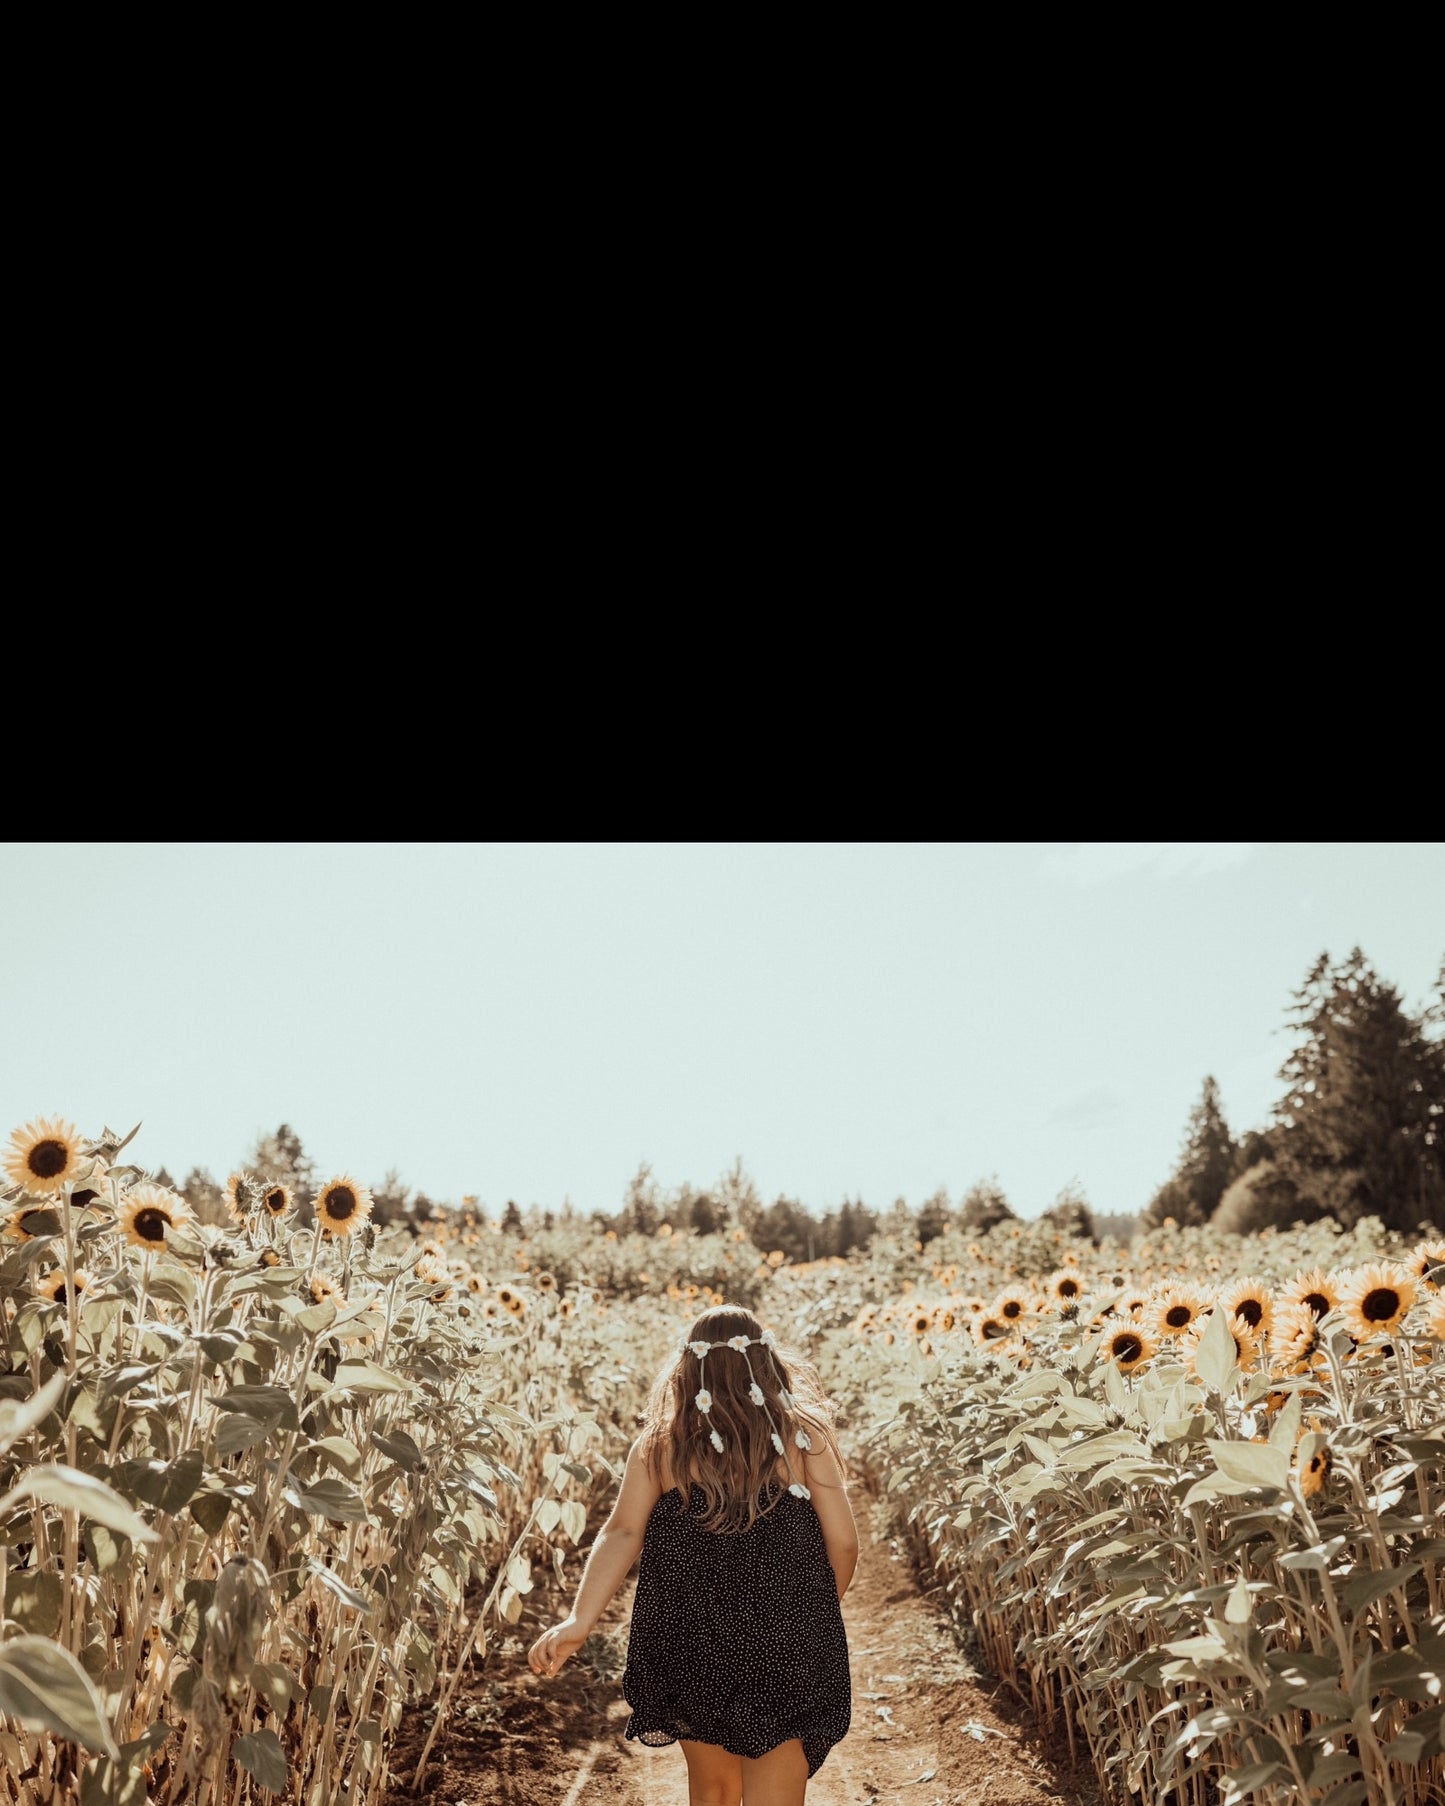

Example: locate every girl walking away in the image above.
[528,1305,858,1805]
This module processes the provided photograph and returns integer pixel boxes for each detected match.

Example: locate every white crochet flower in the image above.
[695,1389,712,1413]
[770,1432,784,1455]
[710,1429,725,1453]
[761,1330,777,1348]
[690,1341,711,1358]
[788,1482,810,1499]
[795,1429,812,1450]
[748,1382,765,1406]
[727,1335,751,1352]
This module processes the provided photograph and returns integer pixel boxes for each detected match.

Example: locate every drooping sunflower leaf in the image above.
[0,1464,159,1544]
[0,1636,120,1757]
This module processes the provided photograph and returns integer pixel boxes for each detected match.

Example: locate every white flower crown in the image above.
[674,1329,811,1498]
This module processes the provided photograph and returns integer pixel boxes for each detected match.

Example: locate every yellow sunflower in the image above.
[1406,1241,1445,1292]
[1270,1302,1328,1375]
[260,1182,294,1220]
[118,1185,195,1249]
[558,1298,574,1319]
[308,1272,341,1305]
[1295,1422,1332,1499]
[991,1288,1032,1324]
[1101,1326,1156,1373]
[537,1271,557,1293]
[1218,1275,1275,1342]
[961,1296,986,1315]
[417,1238,446,1261]
[5,1116,85,1195]
[224,1172,259,1223]
[315,1176,374,1238]
[972,1314,1012,1345]
[259,1248,282,1268]
[1337,1262,1417,1340]
[35,1268,92,1307]
[1148,1284,1212,1341]
[1046,1269,1086,1306]
[1426,1296,1445,1340]
[1114,1291,1149,1319]
[466,1273,486,1294]
[910,1309,932,1336]
[1280,1268,1339,1322]
[934,1307,956,1333]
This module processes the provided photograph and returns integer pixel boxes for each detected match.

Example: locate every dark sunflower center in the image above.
[1002,1300,1022,1318]
[264,1189,286,1214]
[1304,1292,1330,1318]
[982,1319,1008,1338]
[326,1187,358,1221]
[1114,1334,1143,1362]
[1165,1305,1193,1328]
[29,1139,69,1179]
[53,1284,69,1306]
[1309,1451,1329,1474]
[1235,1299,1264,1327]
[1362,1287,1400,1322]
[134,1208,170,1242]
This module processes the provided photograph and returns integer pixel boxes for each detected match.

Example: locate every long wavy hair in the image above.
[637,1305,847,1534]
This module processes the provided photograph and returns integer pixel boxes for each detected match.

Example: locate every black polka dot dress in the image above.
[622,1481,851,1776]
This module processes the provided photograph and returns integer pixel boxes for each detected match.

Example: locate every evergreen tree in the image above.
[752,1195,813,1264]
[1142,1077,1239,1228]
[1041,1178,1097,1242]
[957,1176,1016,1233]
[1270,948,1445,1231]
[836,1196,878,1253]
[619,1162,661,1236]
[689,1191,721,1236]
[916,1186,951,1246]
[501,1198,524,1235]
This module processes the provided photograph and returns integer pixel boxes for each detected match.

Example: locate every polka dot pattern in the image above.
[622,1480,852,1776]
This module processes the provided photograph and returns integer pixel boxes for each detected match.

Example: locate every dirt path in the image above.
[388,1490,1103,1806]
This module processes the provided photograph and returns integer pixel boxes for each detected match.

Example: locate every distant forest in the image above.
[164,947,1444,1260]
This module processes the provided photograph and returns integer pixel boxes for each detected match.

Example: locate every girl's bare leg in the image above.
[680,1738,744,1806]
[740,1737,809,1806]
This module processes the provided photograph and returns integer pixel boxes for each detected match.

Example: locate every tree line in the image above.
[157,945,1443,1255]
[1141,947,1444,1236]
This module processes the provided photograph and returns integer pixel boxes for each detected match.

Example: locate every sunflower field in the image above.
[2,1113,1444,1806]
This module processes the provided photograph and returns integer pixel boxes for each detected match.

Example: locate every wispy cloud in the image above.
[1044,1085,1124,1129]
[1040,842,1263,888]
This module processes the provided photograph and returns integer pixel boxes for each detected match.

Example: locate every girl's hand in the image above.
[528,1616,587,1678]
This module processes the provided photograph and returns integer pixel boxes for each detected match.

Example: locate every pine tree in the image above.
[1271,948,1445,1231]
[957,1176,1016,1233]
[1142,1077,1239,1228]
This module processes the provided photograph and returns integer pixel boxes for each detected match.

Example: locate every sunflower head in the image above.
[1219,1275,1275,1339]
[224,1172,262,1224]
[1183,1311,1259,1376]
[559,1297,575,1319]
[1270,1301,1327,1375]
[308,1273,340,1305]
[537,1271,557,1292]
[260,1183,294,1220]
[119,1184,195,1249]
[5,1117,85,1195]
[1295,1425,1333,1499]
[259,1248,282,1268]
[1337,1262,1417,1340]
[1103,1326,1156,1373]
[1149,1285,1211,1341]
[35,1268,92,1307]
[6,1205,62,1242]
[1282,1268,1340,1322]
[1407,1242,1445,1292]
[973,1314,1011,1345]
[1426,1296,1445,1341]
[992,1289,1031,1323]
[315,1177,375,1238]
[1047,1270,1085,1305]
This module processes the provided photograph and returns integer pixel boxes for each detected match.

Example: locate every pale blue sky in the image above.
[2,843,1441,1221]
